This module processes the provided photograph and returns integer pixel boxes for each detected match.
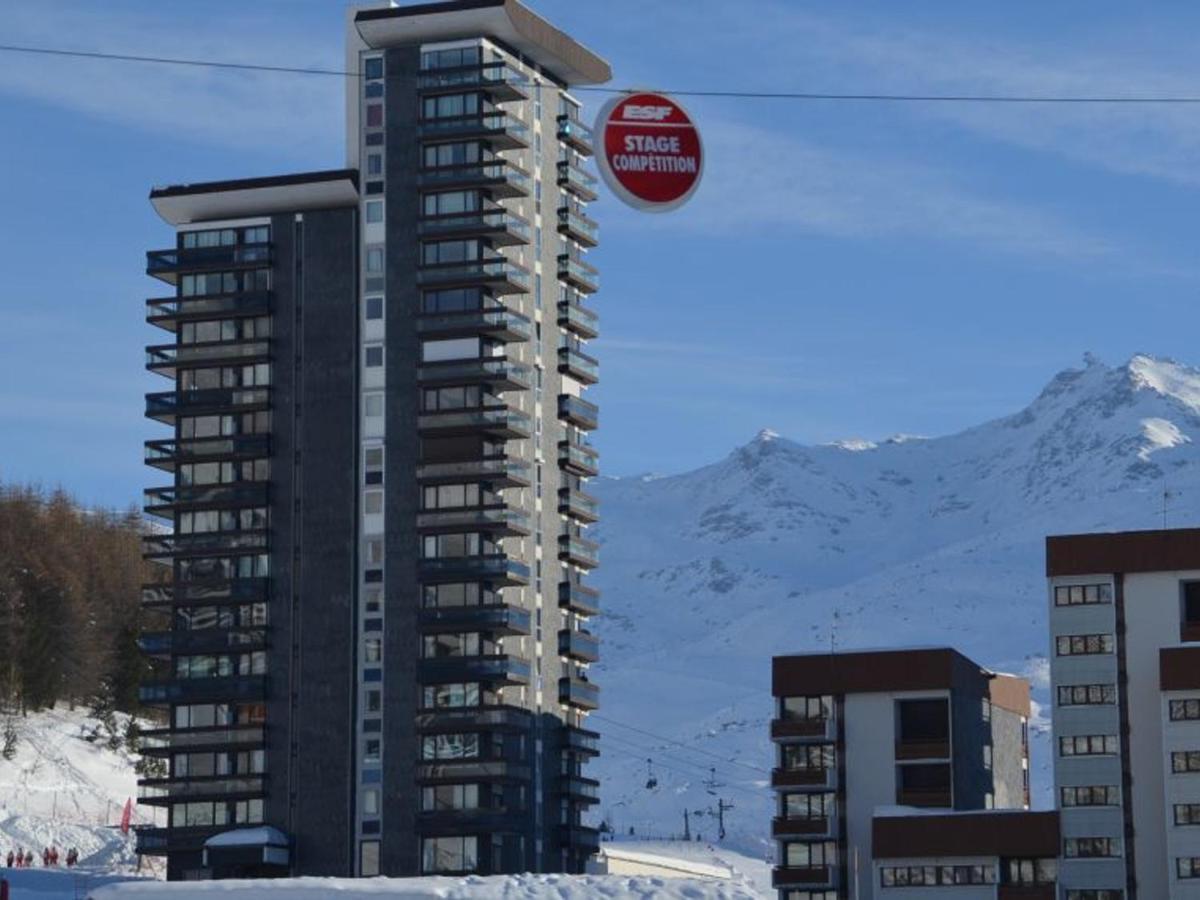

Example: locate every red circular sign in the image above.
[594,91,703,213]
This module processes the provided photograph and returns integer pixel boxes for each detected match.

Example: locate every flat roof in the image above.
[354,0,611,86]
[149,169,360,226]
[1046,527,1200,577]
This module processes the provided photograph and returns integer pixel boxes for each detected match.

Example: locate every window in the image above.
[1066,892,1124,900]
[1065,837,1122,858]
[422,783,479,811]
[1185,583,1200,635]
[781,744,834,772]
[366,247,384,273]
[423,633,482,658]
[420,46,481,71]
[364,738,381,762]
[421,835,477,874]
[1056,633,1115,656]
[365,345,384,367]
[423,583,486,608]
[881,865,995,887]
[360,841,380,877]
[1005,858,1057,885]
[1171,698,1200,720]
[422,337,479,362]
[363,789,380,816]
[422,287,482,313]
[364,491,383,514]
[1172,751,1200,773]
[423,483,481,510]
[422,682,480,709]
[1054,583,1112,606]
[1059,684,1117,706]
[365,200,384,223]
[422,239,481,266]
[1180,858,1200,879]
[781,696,831,722]
[423,190,481,216]
[365,296,384,320]
[1175,804,1200,825]
[422,92,480,120]
[364,638,382,663]
[365,105,383,127]
[783,792,833,821]
[364,57,383,80]
[422,734,480,760]
[897,698,949,743]
[1060,735,1119,756]
[367,153,383,175]
[364,394,384,418]
[784,841,837,867]
[423,142,484,168]
[897,763,951,804]
[1061,785,1120,807]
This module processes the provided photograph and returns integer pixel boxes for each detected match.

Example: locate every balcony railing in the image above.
[559,677,600,710]
[557,299,599,340]
[141,577,268,608]
[564,726,601,756]
[557,160,599,201]
[146,244,270,285]
[137,627,266,657]
[138,774,265,806]
[558,394,598,431]
[895,788,952,808]
[145,434,270,472]
[771,767,835,789]
[416,455,531,487]
[558,346,599,385]
[772,816,833,838]
[417,357,532,391]
[146,340,268,375]
[417,405,531,439]
[416,504,530,536]
[418,208,531,247]
[560,824,601,852]
[417,760,531,784]
[559,441,599,478]
[557,115,595,155]
[558,255,599,294]
[416,161,531,198]
[146,291,270,330]
[894,739,951,761]
[139,725,265,757]
[138,675,267,706]
[417,61,528,102]
[143,531,268,559]
[773,866,838,889]
[419,603,532,637]
[559,581,600,616]
[560,774,601,801]
[143,483,268,516]
[417,112,529,150]
[559,487,599,523]
[146,387,269,423]
[558,629,600,663]
[419,654,531,686]
[771,718,836,741]
[416,306,532,342]
[418,554,530,586]
[559,534,599,569]
[557,207,599,248]
[415,703,532,734]
[417,257,531,295]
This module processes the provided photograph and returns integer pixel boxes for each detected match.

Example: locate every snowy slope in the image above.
[589,354,1200,853]
[0,706,161,872]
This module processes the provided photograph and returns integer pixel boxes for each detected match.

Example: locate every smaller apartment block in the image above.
[770,647,1032,899]
[1048,527,1200,899]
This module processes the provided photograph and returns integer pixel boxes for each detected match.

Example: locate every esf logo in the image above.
[622,105,674,121]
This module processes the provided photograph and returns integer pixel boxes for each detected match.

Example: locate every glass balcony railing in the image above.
[558,629,600,662]
[139,725,265,755]
[417,62,528,101]
[146,244,270,283]
[146,387,269,422]
[416,162,531,198]
[564,726,600,755]
[416,455,531,486]
[557,160,599,200]
[559,677,600,710]
[146,340,268,372]
[143,483,268,514]
[558,394,598,430]
[417,405,531,438]
[418,209,531,246]
[145,434,270,471]
[416,504,530,535]
[419,654,532,686]
[558,255,599,293]
[558,346,599,384]
[417,357,532,390]
[417,306,532,342]
[138,675,267,706]
[418,112,529,149]
[559,440,599,477]
[558,208,599,246]
[418,603,532,636]
[146,291,270,328]
[418,554,530,585]
[143,531,269,559]
[557,115,595,154]
[557,299,599,339]
[417,257,531,294]
[559,581,600,616]
[559,534,599,569]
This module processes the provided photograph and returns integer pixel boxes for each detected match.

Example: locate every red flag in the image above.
[120,798,133,835]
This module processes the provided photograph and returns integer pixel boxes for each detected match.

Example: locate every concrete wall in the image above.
[844,692,899,900]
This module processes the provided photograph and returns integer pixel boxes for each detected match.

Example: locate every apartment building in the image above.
[137,0,608,880]
[770,647,1032,899]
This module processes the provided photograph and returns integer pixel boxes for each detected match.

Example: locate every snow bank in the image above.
[87,873,763,899]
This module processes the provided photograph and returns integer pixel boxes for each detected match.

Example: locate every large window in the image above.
[784,841,836,867]
[180,269,269,297]
[1056,634,1115,656]
[1054,583,1112,606]
[1060,735,1119,757]
[897,698,949,743]
[783,792,833,820]
[423,142,486,168]
[422,682,480,709]
[421,46,482,71]
[1179,858,1200,879]
[780,744,834,772]
[422,734,480,761]
[422,92,481,120]
[781,696,831,721]
[1061,785,1120,807]
[423,633,483,658]
[1005,858,1057,885]
[421,783,479,811]
[1171,698,1200,720]
[421,835,478,874]
[423,190,481,216]
[422,239,482,266]
[1066,892,1124,900]
[881,865,995,887]
[1172,751,1200,773]
[1059,684,1117,706]
[1065,837,1122,858]
[1175,804,1200,825]
[422,287,483,314]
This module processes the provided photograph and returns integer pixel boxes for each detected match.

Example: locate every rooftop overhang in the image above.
[355,0,611,86]
[150,169,360,226]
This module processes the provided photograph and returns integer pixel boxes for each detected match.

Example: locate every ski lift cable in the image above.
[598,734,768,801]
[597,731,764,785]
[590,713,770,774]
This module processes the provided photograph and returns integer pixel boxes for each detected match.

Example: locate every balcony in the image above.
[416,503,531,536]
[138,675,267,707]
[895,739,951,761]
[419,603,532,637]
[560,774,600,803]
[415,704,533,734]
[141,577,268,609]
[559,440,599,478]
[137,628,266,658]
[418,208,531,247]
[418,357,532,391]
[417,455,531,488]
[419,554,530,586]
[557,299,599,340]
[564,726,600,757]
[772,816,833,838]
[418,257,531,295]
[417,306,531,342]
[416,160,531,199]
[557,207,599,248]
[559,486,599,524]
[417,809,530,835]
[419,654,531,687]
[146,387,269,424]
[895,788,952,808]
[557,160,599,202]
[135,825,214,856]
[559,676,600,710]
[771,767,835,789]
[138,774,265,806]
[560,824,601,852]
[145,434,269,473]
[559,581,600,616]
[146,244,270,285]
[773,866,838,889]
[558,394,598,431]
[558,629,600,663]
[417,760,531,784]
[558,346,599,385]
[558,255,599,294]
[559,534,599,570]
[417,405,531,440]
[143,483,268,517]
[146,340,269,378]
[417,61,528,102]
[557,115,594,155]
[139,725,265,757]
[143,531,268,560]
[771,718,836,742]
[417,112,529,150]
[146,291,270,332]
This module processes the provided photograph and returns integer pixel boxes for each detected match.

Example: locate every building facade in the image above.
[769,648,1032,899]
[137,0,610,880]
[1048,528,1200,899]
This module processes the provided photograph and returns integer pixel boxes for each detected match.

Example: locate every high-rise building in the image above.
[136,0,610,880]
[1047,527,1200,899]
[769,647,1032,899]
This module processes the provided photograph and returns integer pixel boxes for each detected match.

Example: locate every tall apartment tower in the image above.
[1047,528,1200,899]
[770,648,1032,900]
[137,0,610,881]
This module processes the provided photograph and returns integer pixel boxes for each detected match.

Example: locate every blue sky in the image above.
[3,1,1200,507]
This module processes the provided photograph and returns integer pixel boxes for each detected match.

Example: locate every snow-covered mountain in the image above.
[589,354,1200,855]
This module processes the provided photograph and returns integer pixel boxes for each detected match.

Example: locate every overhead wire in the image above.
[592,713,770,775]
[3,43,1200,105]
